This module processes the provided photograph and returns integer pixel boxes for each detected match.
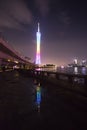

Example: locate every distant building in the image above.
[42,64,56,71]
[74,59,78,65]
[81,60,87,66]
[43,64,55,68]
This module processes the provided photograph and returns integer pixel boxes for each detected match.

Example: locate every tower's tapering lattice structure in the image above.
[36,23,41,65]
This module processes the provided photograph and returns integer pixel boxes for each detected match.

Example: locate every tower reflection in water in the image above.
[34,80,41,113]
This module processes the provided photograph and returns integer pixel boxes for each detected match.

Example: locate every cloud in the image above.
[0,10,21,30]
[0,0,33,30]
[35,0,50,17]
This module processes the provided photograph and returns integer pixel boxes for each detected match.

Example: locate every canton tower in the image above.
[36,23,41,65]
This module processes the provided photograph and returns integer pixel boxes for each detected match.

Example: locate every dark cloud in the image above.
[59,11,71,25]
[35,0,50,17]
[0,0,33,30]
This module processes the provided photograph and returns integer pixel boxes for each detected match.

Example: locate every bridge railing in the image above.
[19,69,87,86]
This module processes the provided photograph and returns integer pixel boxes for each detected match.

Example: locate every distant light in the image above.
[8,59,11,62]
[74,59,78,64]
[82,67,86,75]
[82,60,86,64]
[61,65,64,69]
[13,65,19,69]
[74,67,78,74]
[14,61,19,63]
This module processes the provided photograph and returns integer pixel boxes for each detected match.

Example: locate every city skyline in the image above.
[0,0,87,66]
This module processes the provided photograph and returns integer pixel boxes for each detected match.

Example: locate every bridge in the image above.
[0,36,34,70]
[18,69,87,87]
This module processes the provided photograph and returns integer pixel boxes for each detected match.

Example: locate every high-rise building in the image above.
[36,23,41,65]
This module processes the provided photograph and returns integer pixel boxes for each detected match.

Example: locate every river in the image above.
[0,70,87,130]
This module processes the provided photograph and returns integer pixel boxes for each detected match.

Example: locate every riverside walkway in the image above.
[0,70,87,130]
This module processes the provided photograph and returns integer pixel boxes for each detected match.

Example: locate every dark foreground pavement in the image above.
[0,70,87,130]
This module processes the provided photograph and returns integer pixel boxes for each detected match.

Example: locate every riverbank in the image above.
[18,69,87,97]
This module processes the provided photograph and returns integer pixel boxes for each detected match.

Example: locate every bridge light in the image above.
[14,61,19,64]
[8,59,11,62]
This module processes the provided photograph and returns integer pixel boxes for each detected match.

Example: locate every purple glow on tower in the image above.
[36,23,41,65]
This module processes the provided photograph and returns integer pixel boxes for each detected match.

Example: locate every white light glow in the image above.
[74,59,78,64]
[74,67,78,74]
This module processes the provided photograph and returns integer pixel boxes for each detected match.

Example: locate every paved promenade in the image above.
[0,70,87,130]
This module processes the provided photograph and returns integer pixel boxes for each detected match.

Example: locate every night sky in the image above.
[0,0,87,66]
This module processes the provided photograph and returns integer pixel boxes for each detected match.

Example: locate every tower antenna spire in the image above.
[38,22,40,32]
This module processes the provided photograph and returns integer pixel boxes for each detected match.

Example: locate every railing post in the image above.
[84,77,87,86]
[32,70,35,77]
[47,72,50,77]
[40,71,44,77]
[56,73,59,80]
[68,75,73,84]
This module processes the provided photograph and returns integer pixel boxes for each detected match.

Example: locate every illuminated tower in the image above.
[36,23,41,65]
